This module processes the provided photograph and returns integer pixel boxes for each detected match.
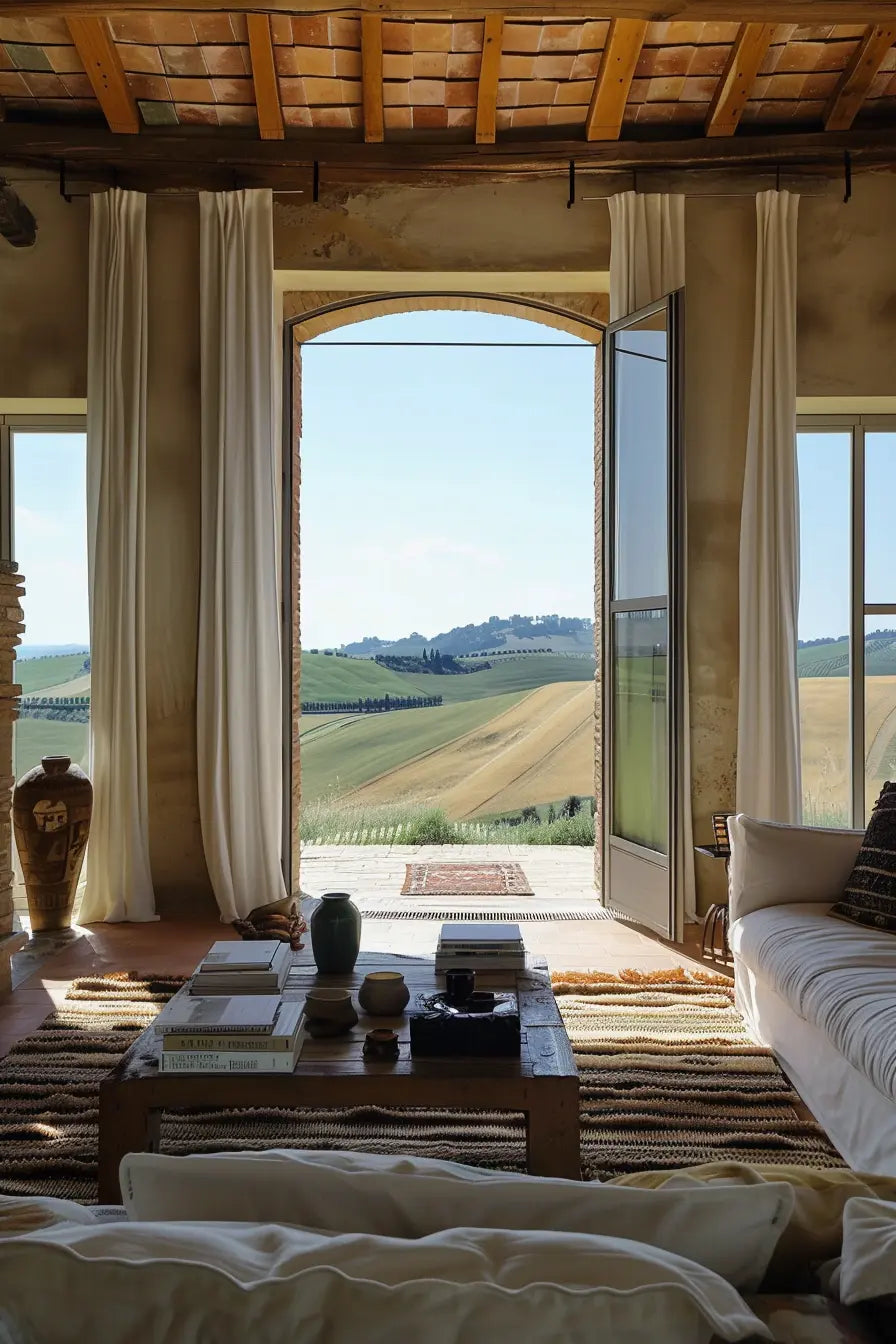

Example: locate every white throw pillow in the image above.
[838,1196,896,1304]
[0,1195,98,1237]
[121,1149,794,1292]
[0,1219,770,1344]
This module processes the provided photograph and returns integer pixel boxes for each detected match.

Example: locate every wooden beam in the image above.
[705,23,776,136]
[6,2,896,21]
[361,15,384,144]
[3,122,896,179]
[825,23,895,130]
[65,17,139,135]
[476,14,504,145]
[585,19,647,141]
[246,13,284,140]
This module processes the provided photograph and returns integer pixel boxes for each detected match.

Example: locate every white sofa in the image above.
[728,815,896,1177]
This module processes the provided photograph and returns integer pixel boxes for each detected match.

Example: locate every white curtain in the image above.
[607,191,695,925]
[608,192,685,320]
[81,189,156,924]
[736,190,801,822]
[198,189,287,923]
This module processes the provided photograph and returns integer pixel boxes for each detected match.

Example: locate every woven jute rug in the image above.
[0,968,841,1204]
[401,862,533,896]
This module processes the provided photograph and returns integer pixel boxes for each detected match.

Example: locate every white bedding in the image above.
[731,903,896,1105]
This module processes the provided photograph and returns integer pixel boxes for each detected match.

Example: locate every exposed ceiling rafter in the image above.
[825,23,895,130]
[585,19,647,141]
[246,13,284,140]
[476,14,504,145]
[65,16,139,135]
[361,15,384,144]
[705,22,777,136]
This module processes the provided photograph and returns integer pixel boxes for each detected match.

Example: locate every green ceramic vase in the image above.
[310,891,362,973]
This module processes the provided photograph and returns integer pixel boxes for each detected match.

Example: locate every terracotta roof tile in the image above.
[501,55,537,79]
[411,23,453,52]
[571,50,601,80]
[329,18,360,48]
[282,104,312,127]
[210,75,254,104]
[149,14,197,45]
[447,52,479,79]
[503,24,543,55]
[414,50,448,78]
[452,21,485,52]
[687,44,730,76]
[539,24,585,53]
[309,104,360,127]
[516,78,560,106]
[190,14,238,45]
[3,42,53,73]
[22,70,66,97]
[741,96,823,121]
[548,104,585,125]
[167,75,214,102]
[383,53,413,80]
[646,75,687,101]
[533,53,576,79]
[382,21,414,54]
[444,80,476,107]
[269,16,293,45]
[291,45,335,76]
[335,48,362,78]
[0,20,33,43]
[120,44,165,75]
[214,102,256,126]
[581,21,610,48]
[681,74,718,101]
[176,101,218,125]
[204,44,249,77]
[627,77,649,105]
[495,108,512,130]
[0,70,29,96]
[304,76,361,104]
[635,99,705,124]
[278,76,305,105]
[24,17,74,45]
[496,79,519,108]
[447,106,475,127]
[43,44,84,75]
[384,105,413,128]
[291,17,330,48]
[407,77,445,105]
[161,45,208,77]
[383,81,411,106]
[128,72,170,101]
[555,79,594,106]
[511,104,549,127]
[777,37,856,73]
[0,45,12,70]
[58,72,94,99]
[413,105,449,127]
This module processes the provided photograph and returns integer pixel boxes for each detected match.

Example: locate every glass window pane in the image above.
[612,319,668,600]
[864,615,896,822]
[797,432,851,828]
[12,431,90,781]
[611,608,667,853]
[865,431,896,605]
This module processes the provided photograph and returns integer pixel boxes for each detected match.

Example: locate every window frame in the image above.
[0,414,88,564]
[797,412,896,827]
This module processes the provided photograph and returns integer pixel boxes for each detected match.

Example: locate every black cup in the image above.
[445,967,475,1006]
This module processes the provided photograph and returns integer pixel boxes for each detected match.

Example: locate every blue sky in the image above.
[13,431,89,646]
[300,310,598,648]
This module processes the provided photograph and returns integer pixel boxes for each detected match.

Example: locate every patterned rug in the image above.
[0,968,842,1203]
[401,862,533,896]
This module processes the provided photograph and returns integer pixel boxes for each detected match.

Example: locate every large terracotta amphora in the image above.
[13,755,92,931]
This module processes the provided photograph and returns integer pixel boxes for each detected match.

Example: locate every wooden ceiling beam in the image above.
[705,23,777,136]
[361,15,384,144]
[6,2,896,21]
[585,19,647,141]
[65,16,139,135]
[476,14,504,144]
[246,13,284,140]
[3,122,896,176]
[825,23,895,131]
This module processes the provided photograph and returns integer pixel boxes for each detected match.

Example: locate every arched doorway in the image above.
[282,293,606,899]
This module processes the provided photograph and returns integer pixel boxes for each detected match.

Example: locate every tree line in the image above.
[302,695,442,714]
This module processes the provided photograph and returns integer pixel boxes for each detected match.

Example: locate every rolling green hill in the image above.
[300,650,594,706]
[299,654,428,701]
[798,634,896,677]
[16,653,90,696]
[300,690,527,801]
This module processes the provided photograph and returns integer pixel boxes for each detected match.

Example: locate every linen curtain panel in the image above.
[608,192,685,320]
[198,189,288,922]
[81,189,156,923]
[736,190,801,822]
[608,191,695,923]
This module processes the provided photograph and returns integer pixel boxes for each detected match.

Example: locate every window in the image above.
[797,417,896,828]
[0,418,89,784]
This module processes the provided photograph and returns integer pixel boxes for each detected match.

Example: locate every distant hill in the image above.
[340,614,593,657]
[18,644,89,660]
[797,630,896,677]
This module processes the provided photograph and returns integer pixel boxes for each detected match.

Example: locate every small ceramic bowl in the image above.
[358,971,410,1017]
[304,987,359,1038]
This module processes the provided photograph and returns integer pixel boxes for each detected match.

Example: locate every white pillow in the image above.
[0,1195,98,1237]
[838,1196,896,1304]
[0,1219,770,1344]
[121,1149,794,1292]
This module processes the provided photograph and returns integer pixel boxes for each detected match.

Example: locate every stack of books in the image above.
[190,940,292,996]
[435,922,526,972]
[153,994,306,1073]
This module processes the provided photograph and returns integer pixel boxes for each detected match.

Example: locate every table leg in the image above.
[98,1082,160,1204]
[526,1078,581,1180]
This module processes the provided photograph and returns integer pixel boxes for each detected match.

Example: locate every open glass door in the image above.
[602,294,683,937]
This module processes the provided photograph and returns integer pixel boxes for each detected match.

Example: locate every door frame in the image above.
[601,291,685,939]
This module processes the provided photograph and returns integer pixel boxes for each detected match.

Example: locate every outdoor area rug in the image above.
[401,861,533,896]
[0,968,842,1203]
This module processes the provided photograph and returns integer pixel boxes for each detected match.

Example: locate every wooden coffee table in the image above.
[98,952,580,1202]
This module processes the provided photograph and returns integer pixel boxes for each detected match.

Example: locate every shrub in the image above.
[401,808,457,845]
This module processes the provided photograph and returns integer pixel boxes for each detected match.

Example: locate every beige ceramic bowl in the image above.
[358,971,410,1017]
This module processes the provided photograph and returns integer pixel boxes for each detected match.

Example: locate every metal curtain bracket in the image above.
[566,159,575,209]
[59,160,72,204]
[844,150,852,204]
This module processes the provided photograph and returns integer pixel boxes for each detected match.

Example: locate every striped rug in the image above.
[0,968,841,1203]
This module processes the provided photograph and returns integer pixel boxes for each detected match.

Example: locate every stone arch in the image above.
[283,289,606,894]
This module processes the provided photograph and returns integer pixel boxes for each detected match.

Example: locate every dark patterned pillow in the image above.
[830,782,896,934]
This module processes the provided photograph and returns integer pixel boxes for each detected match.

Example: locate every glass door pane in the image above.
[865,432,896,606]
[864,615,896,820]
[611,608,667,852]
[613,324,668,601]
[796,432,851,828]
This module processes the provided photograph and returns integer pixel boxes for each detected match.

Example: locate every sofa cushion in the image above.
[831,782,896,934]
[0,1218,770,1344]
[121,1148,794,1292]
[838,1196,896,1305]
[730,902,896,1104]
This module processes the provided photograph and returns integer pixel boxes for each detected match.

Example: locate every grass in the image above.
[299,654,428,701]
[299,650,594,706]
[16,654,89,696]
[14,719,88,780]
[299,800,595,846]
[299,690,528,802]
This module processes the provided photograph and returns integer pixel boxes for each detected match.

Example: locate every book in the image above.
[198,940,285,971]
[162,1002,304,1052]
[153,993,283,1037]
[435,954,526,971]
[191,943,292,995]
[159,1048,301,1073]
[438,923,524,951]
